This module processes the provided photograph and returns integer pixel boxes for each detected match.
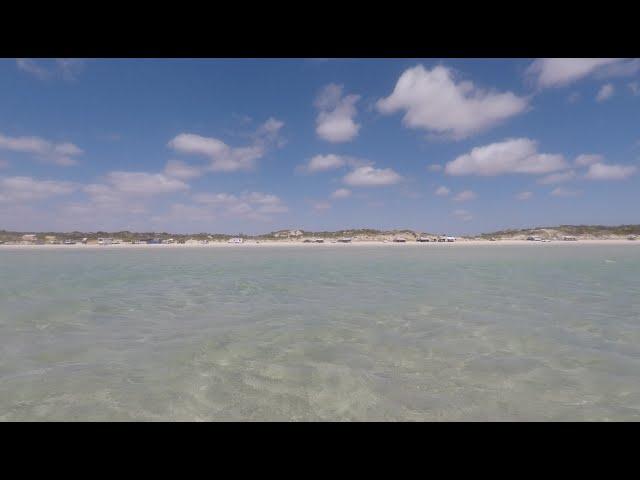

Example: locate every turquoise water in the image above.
[1,244,639,421]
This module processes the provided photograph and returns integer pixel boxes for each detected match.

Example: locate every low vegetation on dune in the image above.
[476,224,640,240]
[2,224,639,244]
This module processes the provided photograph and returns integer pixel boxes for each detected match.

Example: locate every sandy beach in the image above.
[1,239,637,249]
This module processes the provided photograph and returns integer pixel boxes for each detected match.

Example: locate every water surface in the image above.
[1,245,639,420]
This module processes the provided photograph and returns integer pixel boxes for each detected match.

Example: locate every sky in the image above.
[0,58,639,235]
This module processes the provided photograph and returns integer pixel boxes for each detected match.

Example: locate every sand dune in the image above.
[1,239,637,249]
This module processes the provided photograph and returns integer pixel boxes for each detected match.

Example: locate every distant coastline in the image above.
[1,240,639,250]
[1,224,638,246]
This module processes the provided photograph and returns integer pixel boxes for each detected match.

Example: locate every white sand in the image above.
[1,239,637,249]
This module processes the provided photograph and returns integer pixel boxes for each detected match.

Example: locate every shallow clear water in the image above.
[1,244,639,421]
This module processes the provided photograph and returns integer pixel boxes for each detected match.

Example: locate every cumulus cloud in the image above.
[538,170,576,185]
[168,117,284,172]
[0,176,76,203]
[376,65,528,140]
[243,192,289,214]
[584,163,637,180]
[574,154,604,166]
[169,134,227,157]
[516,191,533,200]
[298,154,368,174]
[445,138,567,176]
[193,191,288,220]
[314,84,361,143]
[192,192,238,205]
[596,83,615,102]
[343,166,402,187]
[104,172,189,195]
[169,133,262,172]
[77,171,189,219]
[304,154,346,172]
[330,188,351,199]
[0,133,83,166]
[453,190,477,202]
[255,117,285,143]
[526,59,622,88]
[164,159,203,180]
[434,186,450,196]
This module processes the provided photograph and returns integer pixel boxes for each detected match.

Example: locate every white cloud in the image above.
[445,138,566,176]
[550,187,579,197]
[168,133,227,157]
[243,192,289,214]
[70,176,162,225]
[254,117,286,148]
[516,191,533,200]
[0,176,76,203]
[169,133,262,172]
[193,192,238,205]
[304,154,346,172]
[314,84,361,143]
[596,83,615,102]
[434,186,450,196]
[584,163,637,180]
[16,59,84,81]
[299,153,372,175]
[453,209,473,221]
[629,82,640,96]
[256,117,284,136]
[376,65,528,140]
[193,191,288,220]
[164,159,203,180]
[168,117,284,172]
[299,154,368,174]
[453,190,477,202]
[0,133,83,166]
[18,187,285,233]
[16,59,50,79]
[574,154,604,166]
[82,172,189,210]
[76,185,144,220]
[330,188,351,199]
[538,170,576,185]
[343,166,402,187]
[104,172,189,195]
[427,164,443,172]
[595,59,640,79]
[526,58,621,88]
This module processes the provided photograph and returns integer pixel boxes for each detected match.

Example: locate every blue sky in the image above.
[0,58,638,235]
